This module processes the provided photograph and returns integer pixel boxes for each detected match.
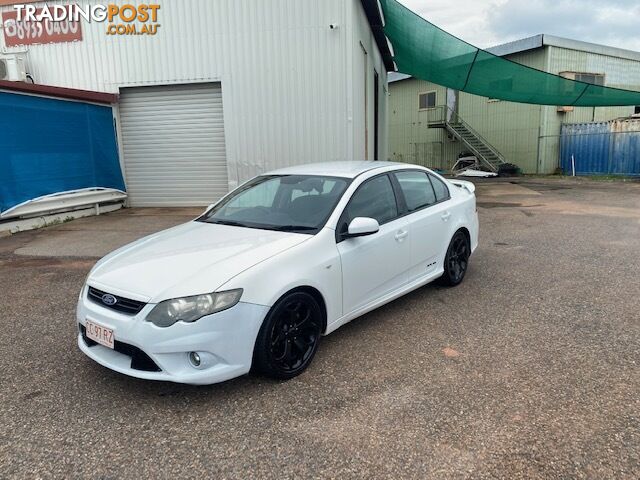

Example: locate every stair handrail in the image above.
[426,106,448,125]
[442,106,506,165]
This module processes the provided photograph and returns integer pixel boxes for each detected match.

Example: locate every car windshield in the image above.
[198,175,349,233]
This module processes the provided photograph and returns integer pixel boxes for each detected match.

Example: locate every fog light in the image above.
[189,351,201,367]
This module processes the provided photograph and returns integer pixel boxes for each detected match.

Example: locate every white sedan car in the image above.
[78,162,478,384]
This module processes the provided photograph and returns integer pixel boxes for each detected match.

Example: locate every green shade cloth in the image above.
[380,0,640,106]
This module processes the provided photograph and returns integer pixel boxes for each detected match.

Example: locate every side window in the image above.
[344,175,398,227]
[429,174,450,202]
[394,171,436,212]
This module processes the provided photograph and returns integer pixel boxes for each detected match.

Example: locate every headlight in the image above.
[146,289,243,328]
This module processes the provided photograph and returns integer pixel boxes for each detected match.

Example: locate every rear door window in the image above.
[429,174,450,202]
[394,171,436,212]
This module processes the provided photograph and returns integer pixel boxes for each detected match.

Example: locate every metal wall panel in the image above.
[560,122,610,175]
[610,119,640,175]
[388,77,463,168]
[560,120,640,176]
[351,0,388,161]
[119,83,228,206]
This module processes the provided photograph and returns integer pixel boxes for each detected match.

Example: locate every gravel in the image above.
[0,178,638,479]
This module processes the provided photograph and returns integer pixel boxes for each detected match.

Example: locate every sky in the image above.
[398,0,640,52]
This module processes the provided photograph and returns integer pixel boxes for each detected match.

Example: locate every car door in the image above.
[392,170,453,282]
[336,174,412,315]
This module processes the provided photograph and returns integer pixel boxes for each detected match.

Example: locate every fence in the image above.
[561,120,640,176]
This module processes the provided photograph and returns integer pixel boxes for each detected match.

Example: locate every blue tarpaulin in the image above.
[0,91,125,215]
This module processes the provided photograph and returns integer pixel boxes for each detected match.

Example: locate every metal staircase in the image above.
[427,106,507,173]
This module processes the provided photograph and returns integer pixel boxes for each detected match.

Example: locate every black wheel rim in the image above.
[448,235,469,283]
[269,299,321,373]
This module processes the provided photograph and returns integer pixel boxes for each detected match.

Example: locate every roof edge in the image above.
[388,72,412,83]
[487,34,640,62]
[486,34,544,57]
[0,80,118,104]
[360,0,396,72]
[543,34,640,62]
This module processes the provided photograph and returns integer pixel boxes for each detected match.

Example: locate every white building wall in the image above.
[349,0,388,161]
[1,0,389,189]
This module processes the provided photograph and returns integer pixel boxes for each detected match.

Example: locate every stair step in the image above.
[462,145,495,154]
[447,122,507,166]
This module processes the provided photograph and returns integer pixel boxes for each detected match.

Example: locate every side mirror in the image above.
[346,217,379,238]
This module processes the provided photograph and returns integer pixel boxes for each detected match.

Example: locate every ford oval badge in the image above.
[102,294,117,306]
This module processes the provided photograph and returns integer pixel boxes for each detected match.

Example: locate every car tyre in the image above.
[253,292,323,380]
[438,230,470,287]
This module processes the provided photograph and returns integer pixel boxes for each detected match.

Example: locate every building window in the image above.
[561,72,605,86]
[419,91,436,110]
[575,73,605,86]
[635,106,640,115]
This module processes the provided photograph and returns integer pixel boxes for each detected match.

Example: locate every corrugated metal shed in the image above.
[1,0,389,193]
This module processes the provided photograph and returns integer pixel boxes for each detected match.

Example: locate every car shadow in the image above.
[78,278,463,404]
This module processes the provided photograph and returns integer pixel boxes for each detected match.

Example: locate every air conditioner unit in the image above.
[0,55,27,82]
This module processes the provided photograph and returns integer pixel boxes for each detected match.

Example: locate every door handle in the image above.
[395,230,408,242]
[441,212,452,222]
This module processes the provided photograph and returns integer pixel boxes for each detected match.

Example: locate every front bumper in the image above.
[76,287,269,385]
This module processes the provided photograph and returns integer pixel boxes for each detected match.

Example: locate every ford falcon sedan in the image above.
[77,161,479,384]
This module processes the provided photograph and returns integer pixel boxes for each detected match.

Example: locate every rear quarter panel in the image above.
[447,180,479,252]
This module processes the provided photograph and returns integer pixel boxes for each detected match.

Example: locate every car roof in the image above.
[264,161,412,179]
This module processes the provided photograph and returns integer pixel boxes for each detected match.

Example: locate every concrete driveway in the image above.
[1,178,639,479]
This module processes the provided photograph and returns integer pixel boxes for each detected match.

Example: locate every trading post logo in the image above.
[3,4,161,46]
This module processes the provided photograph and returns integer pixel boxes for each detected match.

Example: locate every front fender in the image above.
[218,228,343,327]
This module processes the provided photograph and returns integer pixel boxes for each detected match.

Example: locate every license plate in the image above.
[85,320,114,349]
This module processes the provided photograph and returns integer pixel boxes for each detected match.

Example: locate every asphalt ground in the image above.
[0,178,638,479]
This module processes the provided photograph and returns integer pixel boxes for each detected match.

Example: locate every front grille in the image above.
[80,324,161,372]
[87,286,146,315]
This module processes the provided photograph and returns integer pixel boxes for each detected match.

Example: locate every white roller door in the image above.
[119,83,229,207]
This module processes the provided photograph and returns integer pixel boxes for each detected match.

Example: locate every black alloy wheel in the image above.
[253,292,323,379]
[439,231,470,286]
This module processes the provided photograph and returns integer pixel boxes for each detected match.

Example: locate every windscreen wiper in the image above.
[270,225,317,232]
[209,219,248,227]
